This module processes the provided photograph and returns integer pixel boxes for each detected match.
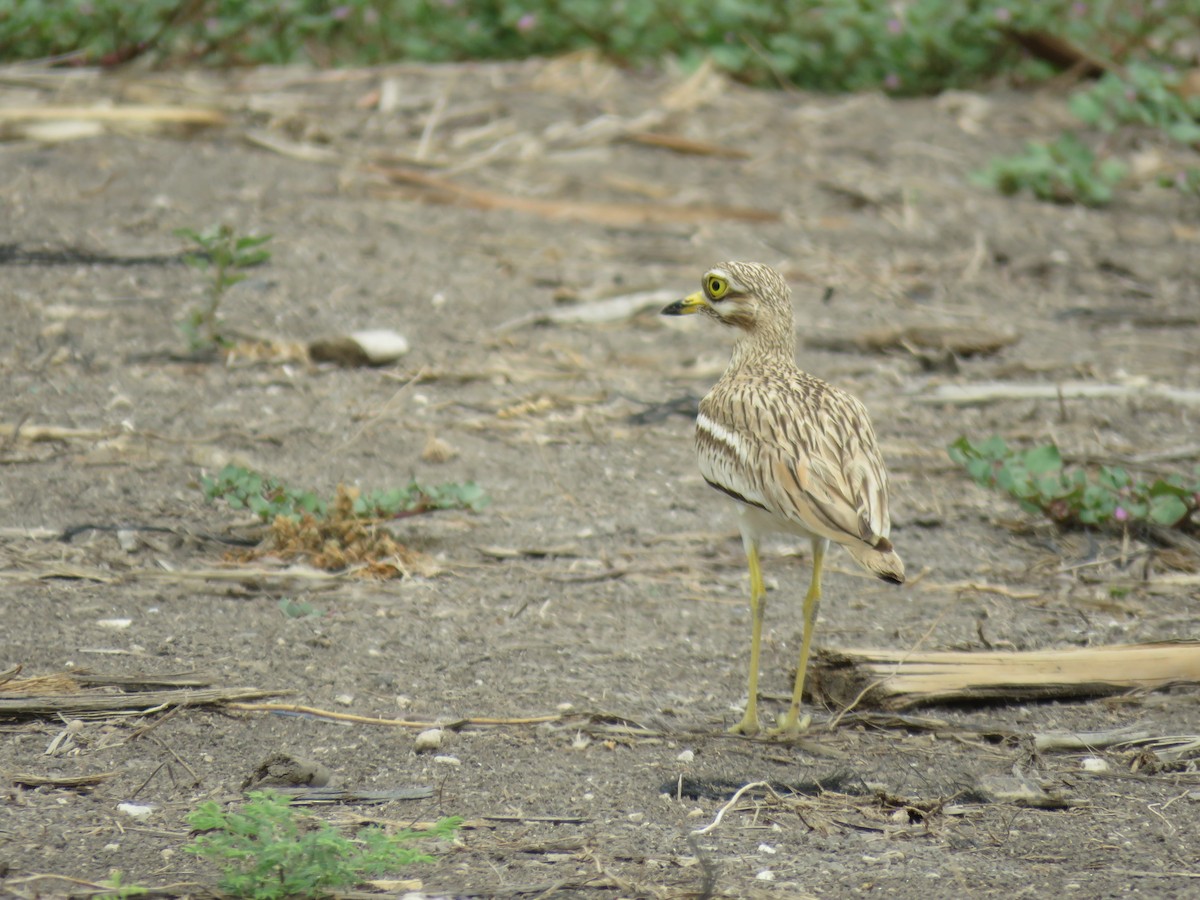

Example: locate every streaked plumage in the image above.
[663,261,904,736]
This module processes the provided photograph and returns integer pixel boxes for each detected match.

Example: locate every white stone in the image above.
[414,728,443,752]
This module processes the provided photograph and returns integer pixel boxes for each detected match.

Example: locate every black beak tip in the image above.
[661,300,684,316]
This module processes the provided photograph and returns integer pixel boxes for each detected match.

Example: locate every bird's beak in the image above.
[661,290,707,316]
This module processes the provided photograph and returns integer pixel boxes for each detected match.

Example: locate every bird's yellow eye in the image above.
[707,276,728,300]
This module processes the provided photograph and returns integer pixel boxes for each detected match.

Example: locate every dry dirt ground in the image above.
[2,56,1200,899]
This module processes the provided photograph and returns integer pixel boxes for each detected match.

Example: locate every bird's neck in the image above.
[729,320,796,372]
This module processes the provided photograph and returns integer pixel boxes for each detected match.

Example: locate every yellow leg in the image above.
[728,538,765,735]
[774,539,827,735]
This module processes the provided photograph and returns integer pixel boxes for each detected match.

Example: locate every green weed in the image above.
[949,436,1198,532]
[177,225,272,352]
[96,870,148,900]
[277,597,321,619]
[187,791,460,899]
[1069,62,1200,145]
[973,133,1127,206]
[979,59,1200,205]
[2,1,1196,96]
[200,464,487,522]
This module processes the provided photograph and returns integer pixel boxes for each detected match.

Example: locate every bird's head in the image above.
[662,262,792,338]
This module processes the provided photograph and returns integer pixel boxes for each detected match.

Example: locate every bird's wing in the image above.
[700,379,891,547]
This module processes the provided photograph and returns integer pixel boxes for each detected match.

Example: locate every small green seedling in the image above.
[949,436,1198,532]
[96,870,148,899]
[187,791,460,900]
[176,225,272,351]
[278,597,320,618]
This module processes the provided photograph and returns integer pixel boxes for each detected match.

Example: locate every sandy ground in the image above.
[2,57,1200,898]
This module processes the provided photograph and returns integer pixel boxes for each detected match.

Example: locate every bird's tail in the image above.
[846,537,905,585]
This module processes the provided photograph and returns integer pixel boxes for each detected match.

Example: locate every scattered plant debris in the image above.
[187,790,460,900]
[949,436,1198,533]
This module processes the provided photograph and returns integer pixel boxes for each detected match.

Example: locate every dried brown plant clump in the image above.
[246,485,438,579]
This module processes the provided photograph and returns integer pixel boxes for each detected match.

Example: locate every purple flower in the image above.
[332,5,351,20]
[1071,1,1087,14]
[886,18,903,34]
[1114,506,1129,522]
[516,13,537,33]
[883,73,901,91]
[994,7,1012,22]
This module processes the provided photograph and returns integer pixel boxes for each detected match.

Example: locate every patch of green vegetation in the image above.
[979,59,1200,205]
[2,1,1195,96]
[187,791,460,900]
[973,133,1128,206]
[949,436,1199,532]
[1069,62,1200,145]
[277,597,321,619]
[201,464,487,522]
[96,871,148,900]
[177,225,272,352]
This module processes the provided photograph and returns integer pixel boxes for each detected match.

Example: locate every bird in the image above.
[662,261,904,736]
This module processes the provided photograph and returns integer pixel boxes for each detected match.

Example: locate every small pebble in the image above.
[117,802,154,819]
[421,435,458,463]
[414,728,443,753]
[97,618,132,629]
[1080,756,1109,773]
[755,870,775,881]
[628,812,644,823]
[334,694,355,707]
[676,749,694,763]
[433,755,460,766]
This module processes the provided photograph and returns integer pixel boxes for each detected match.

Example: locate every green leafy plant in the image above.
[974,132,1127,206]
[201,465,323,522]
[278,597,321,618]
[980,58,1200,204]
[200,464,487,522]
[187,791,460,900]
[2,1,1196,96]
[949,436,1199,532]
[1069,62,1200,146]
[96,870,148,899]
[176,225,272,351]
[1160,167,1200,196]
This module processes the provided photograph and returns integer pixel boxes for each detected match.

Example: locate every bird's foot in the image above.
[767,710,812,738]
[726,708,761,736]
